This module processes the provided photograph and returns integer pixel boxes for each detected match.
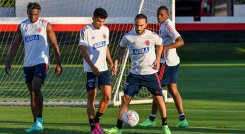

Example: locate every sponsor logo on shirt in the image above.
[132,47,149,55]
[93,41,106,49]
[25,34,40,42]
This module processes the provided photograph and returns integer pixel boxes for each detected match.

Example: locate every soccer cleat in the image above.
[162,125,171,134]
[138,119,156,127]
[92,128,102,134]
[37,117,43,124]
[176,119,188,128]
[95,123,104,134]
[25,121,43,132]
[103,127,122,134]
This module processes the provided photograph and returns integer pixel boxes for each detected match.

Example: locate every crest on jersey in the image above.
[103,34,106,39]
[37,27,42,33]
[145,40,150,46]
[89,83,94,87]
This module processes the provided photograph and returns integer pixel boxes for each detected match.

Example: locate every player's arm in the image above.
[80,46,99,76]
[112,34,128,75]
[5,25,22,74]
[112,46,126,75]
[46,23,62,76]
[154,44,163,70]
[106,46,114,74]
[164,36,184,50]
[153,33,163,70]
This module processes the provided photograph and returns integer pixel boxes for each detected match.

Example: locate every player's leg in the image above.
[104,94,132,134]
[139,63,167,127]
[167,64,188,128]
[104,73,140,134]
[138,99,157,127]
[32,64,48,125]
[168,83,188,127]
[32,77,44,122]
[24,64,47,132]
[86,72,99,133]
[26,82,38,123]
[143,73,171,134]
[96,70,112,122]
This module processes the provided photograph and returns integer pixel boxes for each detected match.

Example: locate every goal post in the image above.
[0,0,175,106]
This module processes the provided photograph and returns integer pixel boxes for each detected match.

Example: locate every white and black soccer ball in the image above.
[122,110,139,127]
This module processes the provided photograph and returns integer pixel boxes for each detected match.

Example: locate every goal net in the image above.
[0,0,174,106]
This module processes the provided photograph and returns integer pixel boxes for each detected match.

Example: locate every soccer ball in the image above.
[122,110,139,127]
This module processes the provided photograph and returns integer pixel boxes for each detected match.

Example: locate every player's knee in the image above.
[87,93,96,101]
[33,89,42,95]
[122,95,131,104]
[102,94,111,102]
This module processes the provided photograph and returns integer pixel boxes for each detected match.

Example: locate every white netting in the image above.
[0,0,174,106]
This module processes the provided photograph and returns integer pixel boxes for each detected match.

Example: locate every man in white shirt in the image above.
[139,6,188,128]
[104,14,171,134]
[5,2,62,132]
[79,7,114,134]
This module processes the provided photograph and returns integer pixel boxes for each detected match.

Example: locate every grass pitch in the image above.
[0,63,245,134]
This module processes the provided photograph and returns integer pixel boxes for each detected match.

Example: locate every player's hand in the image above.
[55,64,62,76]
[153,60,160,70]
[111,61,118,75]
[161,46,167,57]
[91,65,100,76]
[5,64,11,74]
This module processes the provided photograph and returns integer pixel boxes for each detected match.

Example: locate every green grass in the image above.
[0,63,245,134]
[0,42,245,133]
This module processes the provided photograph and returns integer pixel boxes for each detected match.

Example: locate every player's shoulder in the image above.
[164,19,175,27]
[127,30,136,35]
[20,18,29,24]
[80,24,91,33]
[145,29,158,36]
[39,18,49,23]
[102,25,109,31]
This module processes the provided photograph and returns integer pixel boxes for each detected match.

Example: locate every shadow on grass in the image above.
[113,126,245,134]
[1,121,245,134]
[0,120,89,134]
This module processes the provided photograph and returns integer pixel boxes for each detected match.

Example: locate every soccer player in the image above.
[138,6,188,128]
[4,2,62,132]
[104,14,171,134]
[79,8,114,134]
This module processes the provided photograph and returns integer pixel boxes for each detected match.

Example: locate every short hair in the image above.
[93,8,108,19]
[157,6,168,13]
[134,13,147,23]
[27,2,41,11]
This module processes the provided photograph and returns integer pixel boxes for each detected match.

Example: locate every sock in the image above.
[179,113,186,121]
[89,119,95,131]
[161,117,168,126]
[94,112,103,123]
[37,115,42,118]
[37,117,43,123]
[116,119,123,129]
[149,114,157,121]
